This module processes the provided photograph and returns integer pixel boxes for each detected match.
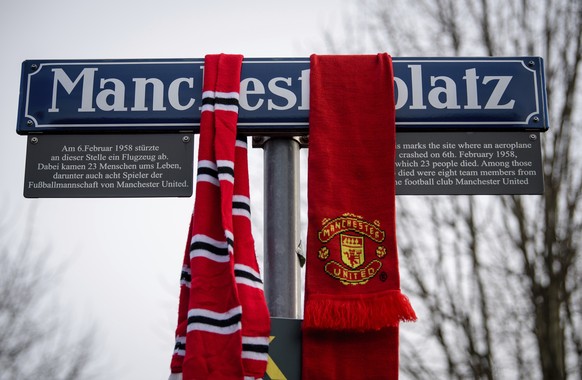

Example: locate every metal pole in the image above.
[262,137,302,318]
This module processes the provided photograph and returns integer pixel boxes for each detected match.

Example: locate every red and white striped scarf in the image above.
[170,54,270,380]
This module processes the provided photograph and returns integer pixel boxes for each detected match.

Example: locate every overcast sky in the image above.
[0,1,351,378]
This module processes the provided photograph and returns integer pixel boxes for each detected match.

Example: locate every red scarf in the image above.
[170,54,270,380]
[302,54,416,379]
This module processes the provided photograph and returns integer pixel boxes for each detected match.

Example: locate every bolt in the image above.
[533,116,540,123]
[182,135,191,143]
[252,136,268,148]
[528,60,535,67]
[529,134,537,141]
[26,119,34,126]
[30,136,39,144]
[30,63,38,71]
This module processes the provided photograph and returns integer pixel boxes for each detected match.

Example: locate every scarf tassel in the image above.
[304,289,417,331]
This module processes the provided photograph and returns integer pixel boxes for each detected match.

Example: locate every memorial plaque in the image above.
[395,131,543,195]
[24,133,193,198]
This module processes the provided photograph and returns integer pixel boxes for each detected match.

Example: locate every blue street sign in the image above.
[16,57,549,135]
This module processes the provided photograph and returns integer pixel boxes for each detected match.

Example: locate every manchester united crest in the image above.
[317,213,387,285]
[341,234,364,269]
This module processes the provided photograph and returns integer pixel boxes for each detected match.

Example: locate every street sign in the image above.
[17,57,548,135]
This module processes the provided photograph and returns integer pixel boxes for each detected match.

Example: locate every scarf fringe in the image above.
[304,289,417,331]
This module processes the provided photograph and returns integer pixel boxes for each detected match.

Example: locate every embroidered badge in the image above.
[317,213,386,285]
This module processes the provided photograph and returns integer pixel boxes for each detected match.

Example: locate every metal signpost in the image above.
[16,56,549,379]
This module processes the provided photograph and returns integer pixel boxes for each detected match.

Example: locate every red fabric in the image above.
[170,54,269,380]
[232,135,271,378]
[302,54,416,379]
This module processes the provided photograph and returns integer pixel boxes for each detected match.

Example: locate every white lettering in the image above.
[298,69,310,110]
[131,78,166,111]
[239,77,265,111]
[483,75,515,109]
[168,78,195,111]
[95,78,127,111]
[394,77,408,110]
[49,68,98,113]
[267,77,296,110]
[428,75,460,109]
[408,65,427,109]
[463,68,481,109]
[45,63,519,118]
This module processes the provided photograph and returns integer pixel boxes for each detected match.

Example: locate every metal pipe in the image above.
[262,138,302,318]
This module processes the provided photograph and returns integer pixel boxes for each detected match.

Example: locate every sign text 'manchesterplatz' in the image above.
[17,57,549,135]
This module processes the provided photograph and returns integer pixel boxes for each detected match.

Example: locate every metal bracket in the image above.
[252,135,309,149]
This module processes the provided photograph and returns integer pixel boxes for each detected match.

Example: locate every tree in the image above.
[325,0,582,378]
[0,205,102,380]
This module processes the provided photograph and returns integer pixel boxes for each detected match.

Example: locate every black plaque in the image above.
[265,318,302,380]
[24,134,193,198]
[395,131,543,195]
